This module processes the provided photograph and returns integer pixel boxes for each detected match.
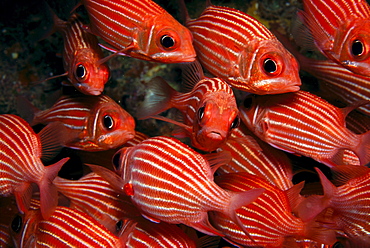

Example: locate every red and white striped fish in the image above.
[51,11,110,95]
[126,218,196,248]
[0,114,69,219]
[210,173,336,247]
[0,224,11,248]
[137,62,240,152]
[54,172,140,233]
[27,94,135,151]
[298,0,370,76]
[297,166,370,246]
[183,2,301,94]
[90,136,264,236]
[240,91,370,167]
[10,203,135,248]
[217,124,293,191]
[81,0,196,63]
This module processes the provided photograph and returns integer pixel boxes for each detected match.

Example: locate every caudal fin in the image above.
[39,157,69,219]
[136,76,176,120]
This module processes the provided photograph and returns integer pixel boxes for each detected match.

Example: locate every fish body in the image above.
[210,173,336,247]
[53,13,110,95]
[0,114,68,219]
[31,94,135,151]
[185,4,301,94]
[240,91,370,167]
[217,125,293,191]
[0,224,11,248]
[137,76,239,152]
[10,204,130,248]
[81,0,196,63]
[299,0,370,76]
[54,173,139,230]
[127,218,196,248]
[93,136,264,236]
[297,167,370,246]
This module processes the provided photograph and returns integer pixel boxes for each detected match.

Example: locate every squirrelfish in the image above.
[240,91,370,167]
[210,173,337,247]
[81,0,196,63]
[49,10,110,95]
[0,223,11,248]
[217,124,293,191]
[297,166,370,246]
[184,2,301,94]
[26,94,135,151]
[298,0,370,76]
[10,203,135,248]
[137,61,240,152]
[90,136,264,236]
[0,114,69,219]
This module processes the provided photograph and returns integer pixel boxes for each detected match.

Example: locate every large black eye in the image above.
[112,152,121,170]
[197,106,205,121]
[116,220,123,232]
[243,96,253,109]
[230,116,240,129]
[352,40,364,56]
[263,58,277,74]
[160,35,175,49]
[333,242,344,248]
[103,115,114,129]
[76,64,86,79]
[11,215,22,233]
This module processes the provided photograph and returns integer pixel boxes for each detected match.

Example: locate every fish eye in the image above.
[351,39,364,56]
[75,64,87,79]
[112,152,121,170]
[230,116,240,130]
[11,215,23,233]
[332,242,344,248]
[243,96,253,109]
[103,115,114,129]
[263,58,277,74]
[160,35,175,49]
[197,106,205,121]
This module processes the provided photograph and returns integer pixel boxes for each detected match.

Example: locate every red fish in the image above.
[183,2,301,94]
[240,91,370,167]
[10,203,135,248]
[137,62,240,152]
[210,173,336,247]
[0,224,11,248]
[0,114,69,219]
[50,11,110,95]
[81,0,196,63]
[126,218,196,248]
[24,94,135,151]
[54,172,139,233]
[217,124,293,191]
[297,166,370,246]
[90,136,264,236]
[298,0,370,76]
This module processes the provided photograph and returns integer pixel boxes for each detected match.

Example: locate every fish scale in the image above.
[240,90,370,167]
[82,0,196,63]
[185,4,301,94]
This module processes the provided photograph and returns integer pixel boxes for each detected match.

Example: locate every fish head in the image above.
[334,19,370,76]
[69,48,110,95]
[10,210,40,248]
[193,92,240,151]
[83,97,136,151]
[241,39,301,95]
[138,11,196,63]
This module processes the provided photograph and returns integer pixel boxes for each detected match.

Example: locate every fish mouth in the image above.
[206,131,224,141]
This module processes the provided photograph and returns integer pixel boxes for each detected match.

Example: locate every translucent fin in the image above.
[14,182,33,214]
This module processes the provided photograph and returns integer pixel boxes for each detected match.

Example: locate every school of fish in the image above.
[1,0,370,247]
